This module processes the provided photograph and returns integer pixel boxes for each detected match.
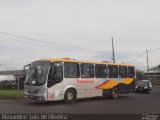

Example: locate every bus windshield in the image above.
[25,61,50,86]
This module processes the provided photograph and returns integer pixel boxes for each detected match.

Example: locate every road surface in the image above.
[0,87,160,114]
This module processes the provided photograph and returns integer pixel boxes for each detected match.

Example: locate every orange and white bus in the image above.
[24,58,135,103]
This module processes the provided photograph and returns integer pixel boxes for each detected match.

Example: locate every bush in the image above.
[0,90,24,99]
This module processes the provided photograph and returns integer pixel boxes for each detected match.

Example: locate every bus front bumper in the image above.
[24,93,47,101]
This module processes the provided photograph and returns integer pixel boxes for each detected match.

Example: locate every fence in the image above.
[0,77,24,90]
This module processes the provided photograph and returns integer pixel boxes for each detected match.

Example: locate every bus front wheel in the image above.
[64,89,76,103]
[111,87,119,99]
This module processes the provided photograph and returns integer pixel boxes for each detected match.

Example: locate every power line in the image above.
[0,36,104,61]
[124,48,160,64]
[0,35,63,51]
[0,31,107,53]
[149,48,160,52]
[124,51,146,63]
[0,31,110,63]
[1,31,159,66]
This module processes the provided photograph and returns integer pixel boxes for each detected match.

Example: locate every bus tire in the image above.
[64,89,76,103]
[111,87,119,99]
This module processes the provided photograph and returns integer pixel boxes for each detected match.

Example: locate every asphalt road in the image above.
[0,87,160,114]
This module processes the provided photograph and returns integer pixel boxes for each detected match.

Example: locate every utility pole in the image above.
[112,37,115,63]
[146,49,149,79]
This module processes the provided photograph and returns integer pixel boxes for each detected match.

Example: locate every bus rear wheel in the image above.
[111,87,119,99]
[64,89,76,103]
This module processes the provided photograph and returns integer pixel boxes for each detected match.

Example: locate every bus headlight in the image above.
[37,89,45,94]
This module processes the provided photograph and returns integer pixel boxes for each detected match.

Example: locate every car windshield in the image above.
[141,80,150,83]
[136,81,148,86]
[25,61,50,86]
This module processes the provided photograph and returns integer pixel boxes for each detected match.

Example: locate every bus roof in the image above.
[36,58,134,67]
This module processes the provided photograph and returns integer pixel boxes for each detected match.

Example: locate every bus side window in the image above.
[128,66,135,78]
[108,65,118,78]
[64,62,80,78]
[119,66,127,78]
[48,62,63,87]
[81,63,94,78]
[95,64,107,78]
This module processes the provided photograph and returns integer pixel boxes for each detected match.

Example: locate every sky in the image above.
[0,0,160,70]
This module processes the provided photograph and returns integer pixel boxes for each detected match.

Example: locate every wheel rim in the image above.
[67,92,73,100]
[112,88,118,98]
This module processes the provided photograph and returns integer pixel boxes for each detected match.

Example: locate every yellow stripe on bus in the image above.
[97,78,134,89]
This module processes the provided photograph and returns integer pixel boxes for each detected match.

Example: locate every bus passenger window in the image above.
[119,66,127,78]
[64,62,80,78]
[81,63,94,78]
[95,64,107,78]
[108,65,118,78]
[48,62,63,87]
[128,66,135,78]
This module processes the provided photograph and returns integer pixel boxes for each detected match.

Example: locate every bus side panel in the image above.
[47,78,77,101]
[118,79,135,94]
[96,78,135,95]
[47,78,103,101]
[76,78,103,98]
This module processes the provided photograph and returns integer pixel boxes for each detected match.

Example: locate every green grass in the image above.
[0,90,24,100]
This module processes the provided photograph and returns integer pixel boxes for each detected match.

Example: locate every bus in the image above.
[24,58,135,103]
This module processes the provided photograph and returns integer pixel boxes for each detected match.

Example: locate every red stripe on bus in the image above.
[96,80,110,89]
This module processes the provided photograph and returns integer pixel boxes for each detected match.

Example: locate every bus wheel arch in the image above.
[64,88,77,103]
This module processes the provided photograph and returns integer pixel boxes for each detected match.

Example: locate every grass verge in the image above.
[0,90,24,100]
